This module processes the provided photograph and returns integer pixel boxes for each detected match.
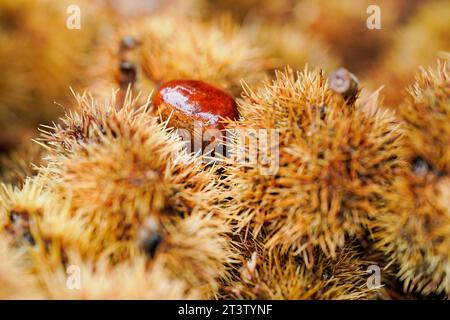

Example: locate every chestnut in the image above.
[152,80,238,132]
[153,80,238,156]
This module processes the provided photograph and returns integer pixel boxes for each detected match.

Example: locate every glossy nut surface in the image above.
[153,80,238,131]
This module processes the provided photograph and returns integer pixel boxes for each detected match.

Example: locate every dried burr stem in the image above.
[329,68,360,105]
[117,36,141,88]
[115,36,141,109]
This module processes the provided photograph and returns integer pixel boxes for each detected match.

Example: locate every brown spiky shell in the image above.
[374,59,450,296]
[39,256,201,300]
[223,67,403,262]
[1,92,234,298]
[369,1,450,106]
[0,234,41,299]
[89,14,270,102]
[0,141,45,186]
[0,0,100,154]
[248,23,339,72]
[222,236,380,300]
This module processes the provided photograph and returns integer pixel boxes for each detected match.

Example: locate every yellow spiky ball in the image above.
[224,67,403,263]
[0,0,100,154]
[89,14,270,103]
[247,23,339,72]
[222,236,380,300]
[368,0,450,106]
[24,92,232,297]
[374,59,450,296]
[0,184,200,300]
[0,234,41,299]
[0,141,45,186]
[39,255,201,300]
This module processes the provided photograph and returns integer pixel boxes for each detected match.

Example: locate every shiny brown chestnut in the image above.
[152,80,238,133]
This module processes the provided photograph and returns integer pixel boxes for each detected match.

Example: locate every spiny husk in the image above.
[140,14,270,93]
[0,177,58,245]
[223,67,404,263]
[369,0,450,106]
[0,177,90,270]
[196,1,340,71]
[87,24,153,107]
[0,141,45,186]
[37,91,234,297]
[373,59,450,296]
[0,234,42,299]
[90,14,271,101]
[0,182,199,300]
[40,94,219,237]
[375,174,450,296]
[0,0,100,154]
[39,255,200,300]
[397,58,450,170]
[248,23,339,72]
[39,91,151,154]
[222,238,380,300]
[201,0,297,24]
[100,0,204,19]
[0,177,231,298]
[290,0,403,74]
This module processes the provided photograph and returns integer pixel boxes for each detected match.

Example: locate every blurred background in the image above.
[0,0,449,181]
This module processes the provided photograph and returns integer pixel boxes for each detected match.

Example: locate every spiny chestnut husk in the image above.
[0,177,92,275]
[0,186,199,300]
[375,173,450,296]
[0,0,100,154]
[88,27,152,107]
[35,92,233,297]
[0,233,41,299]
[396,58,450,170]
[292,0,401,74]
[0,177,231,298]
[373,59,450,296]
[0,141,45,186]
[223,67,403,263]
[368,0,450,107]
[222,237,380,300]
[38,255,201,299]
[140,15,270,95]
[247,22,339,72]
[89,14,270,103]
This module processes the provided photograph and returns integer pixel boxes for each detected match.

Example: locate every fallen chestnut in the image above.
[153,80,238,155]
[153,80,238,132]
